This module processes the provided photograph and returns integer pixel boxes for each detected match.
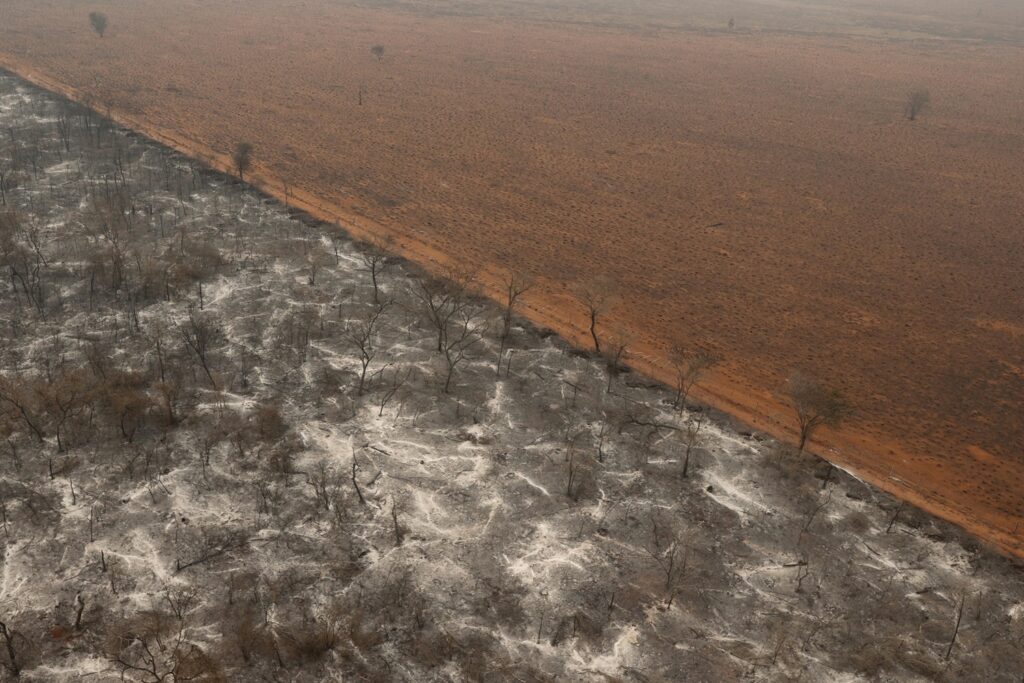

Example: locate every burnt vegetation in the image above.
[0,72,1021,682]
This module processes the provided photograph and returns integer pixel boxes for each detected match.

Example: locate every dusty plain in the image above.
[0,0,1023,554]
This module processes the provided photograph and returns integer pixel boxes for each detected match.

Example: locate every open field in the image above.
[0,0,1023,561]
[1,68,1024,683]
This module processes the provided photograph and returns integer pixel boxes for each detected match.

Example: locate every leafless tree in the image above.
[787,372,851,452]
[441,306,487,393]
[104,610,223,682]
[74,592,86,630]
[232,142,254,182]
[351,454,366,505]
[0,376,47,443]
[906,89,930,121]
[602,332,629,393]
[797,488,833,546]
[576,279,615,354]
[497,271,533,375]
[0,156,11,206]
[410,267,477,354]
[162,586,200,621]
[945,591,968,660]
[371,45,385,61]
[646,513,687,607]
[179,306,222,390]
[305,245,333,287]
[359,238,394,305]
[0,619,21,677]
[344,300,391,395]
[378,366,413,417]
[668,345,720,413]
[55,104,74,154]
[89,11,108,38]
[390,495,406,546]
[680,412,706,478]
[175,527,247,573]
[565,441,586,500]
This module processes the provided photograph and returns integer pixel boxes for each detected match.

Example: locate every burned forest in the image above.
[0,72,1022,682]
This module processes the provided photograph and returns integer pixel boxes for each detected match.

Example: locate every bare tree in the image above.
[370,45,385,61]
[0,376,47,443]
[601,332,629,393]
[945,591,967,660]
[0,619,21,677]
[410,267,477,354]
[343,300,391,395]
[787,372,851,452]
[390,496,406,546]
[359,237,394,304]
[74,593,86,630]
[497,271,533,376]
[0,156,11,206]
[906,89,930,121]
[351,454,366,505]
[89,11,108,38]
[668,346,720,413]
[680,412,705,478]
[104,611,223,682]
[378,366,412,417]
[576,279,615,354]
[305,245,333,287]
[646,513,687,607]
[232,142,254,182]
[55,104,74,154]
[179,307,222,390]
[565,434,592,501]
[441,306,487,393]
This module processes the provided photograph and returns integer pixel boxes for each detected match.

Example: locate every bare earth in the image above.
[1,0,1023,555]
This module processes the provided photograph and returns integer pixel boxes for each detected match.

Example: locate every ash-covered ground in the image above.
[0,71,1021,682]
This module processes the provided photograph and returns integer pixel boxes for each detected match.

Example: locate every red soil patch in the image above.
[1,0,1023,555]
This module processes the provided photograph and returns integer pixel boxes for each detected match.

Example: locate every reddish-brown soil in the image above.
[2,0,1023,555]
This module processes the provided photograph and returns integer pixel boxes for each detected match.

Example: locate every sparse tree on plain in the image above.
[576,279,615,354]
[232,142,254,182]
[787,372,851,452]
[89,11,108,38]
[602,332,629,393]
[371,45,385,62]
[497,271,533,376]
[906,89,930,121]
[668,346,720,413]
[359,237,394,305]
